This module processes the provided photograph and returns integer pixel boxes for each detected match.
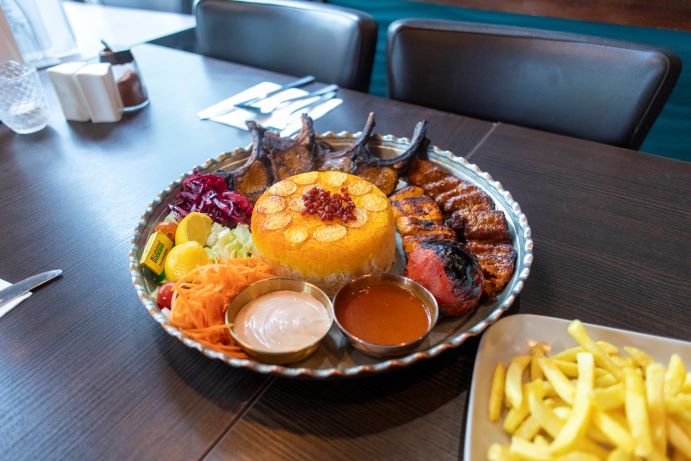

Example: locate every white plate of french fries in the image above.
[465,314,691,461]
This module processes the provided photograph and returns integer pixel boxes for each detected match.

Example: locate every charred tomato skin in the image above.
[404,239,483,317]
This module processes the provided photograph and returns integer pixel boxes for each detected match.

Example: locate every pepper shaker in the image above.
[99,46,149,112]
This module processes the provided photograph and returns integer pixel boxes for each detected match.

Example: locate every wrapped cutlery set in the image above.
[197,75,343,136]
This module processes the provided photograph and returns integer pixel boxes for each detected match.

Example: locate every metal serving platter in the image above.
[129,131,533,379]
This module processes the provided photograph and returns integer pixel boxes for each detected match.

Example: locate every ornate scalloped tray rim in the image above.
[129,130,534,379]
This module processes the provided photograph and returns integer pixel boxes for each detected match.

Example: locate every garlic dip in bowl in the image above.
[226,278,333,364]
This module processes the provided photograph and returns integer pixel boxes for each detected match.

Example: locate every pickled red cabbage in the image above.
[170,171,253,228]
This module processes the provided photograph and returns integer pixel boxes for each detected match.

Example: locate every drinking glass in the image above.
[0,60,48,134]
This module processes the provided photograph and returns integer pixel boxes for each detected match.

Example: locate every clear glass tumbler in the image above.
[0,60,48,134]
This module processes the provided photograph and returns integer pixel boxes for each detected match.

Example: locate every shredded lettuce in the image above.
[205,223,255,260]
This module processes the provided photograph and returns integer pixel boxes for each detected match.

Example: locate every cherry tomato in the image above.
[157,282,175,309]
[154,221,178,243]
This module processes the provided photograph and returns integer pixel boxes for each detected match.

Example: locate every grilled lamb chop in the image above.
[262,114,316,180]
[317,113,429,195]
[405,239,484,316]
[352,119,428,194]
[229,121,275,202]
[317,113,376,172]
[358,118,429,170]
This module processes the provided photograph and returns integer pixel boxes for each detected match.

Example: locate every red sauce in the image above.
[335,284,431,345]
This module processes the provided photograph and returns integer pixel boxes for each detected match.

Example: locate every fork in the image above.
[254,91,337,130]
[237,84,339,114]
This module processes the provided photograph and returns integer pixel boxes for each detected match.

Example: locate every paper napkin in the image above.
[0,278,31,319]
[197,82,342,135]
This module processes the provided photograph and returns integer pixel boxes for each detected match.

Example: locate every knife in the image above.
[0,270,62,307]
[198,75,316,120]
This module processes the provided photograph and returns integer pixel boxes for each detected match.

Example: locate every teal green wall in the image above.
[330,0,691,161]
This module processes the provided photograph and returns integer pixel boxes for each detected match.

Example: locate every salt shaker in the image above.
[99,46,149,112]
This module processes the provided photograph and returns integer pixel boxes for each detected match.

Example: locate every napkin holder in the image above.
[48,61,124,123]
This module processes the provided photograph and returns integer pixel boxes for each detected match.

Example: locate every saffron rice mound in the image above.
[250,171,396,295]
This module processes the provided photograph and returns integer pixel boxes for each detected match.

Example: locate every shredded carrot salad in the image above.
[169,258,276,358]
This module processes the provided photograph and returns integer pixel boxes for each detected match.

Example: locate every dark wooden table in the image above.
[1,44,689,460]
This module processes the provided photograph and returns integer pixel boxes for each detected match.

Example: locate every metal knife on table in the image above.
[0,270,62,308]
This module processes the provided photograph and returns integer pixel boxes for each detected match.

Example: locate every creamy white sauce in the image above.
[234,290,331,353]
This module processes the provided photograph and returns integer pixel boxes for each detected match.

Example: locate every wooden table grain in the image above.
[0,44,493,460]
[204,121,691,459]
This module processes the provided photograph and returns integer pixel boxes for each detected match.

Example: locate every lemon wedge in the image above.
[164,241,210,282]
[175,212,213,245]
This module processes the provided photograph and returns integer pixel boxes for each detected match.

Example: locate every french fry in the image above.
[595,373,619,389]
[529,387,565,439]
[624,346,654,371]
[666,355,687,397]
[550,353,595,455]
[534,435,550,446]
[672,448,688,461]
[553,342,618,363]
[511,437,552,460]
[647,363,668,455]
[591,383,626,411]
[581,437,612,460]
[648,450,672,461]
[592,409,634,451]
[504,383,532,433]
[514,414,542,441]
[610,354,636,369]
[683,373,691,394]
[506,356,532,409]
[553,359,610,379]
[586,421,613,446]
[668,395,691,413]
[607,448,632,461]
[553,360,580,378]
[543,382,559,399]
[490,362,507,422]
[553,346,584,362]
[553,406,569,420]
[539,357,576,405]
[486,320,689,461]
[674,417,691,439]
[597,341,620,355]
[488,443,517,461]
[568,320,625,382]
[531,343,548,381]
[669,419,691,459]
[625,367,653,457]
[544,398,562,408]
[556,452,599,461]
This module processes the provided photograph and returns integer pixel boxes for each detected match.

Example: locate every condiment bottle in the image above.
[99,46,149,111]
